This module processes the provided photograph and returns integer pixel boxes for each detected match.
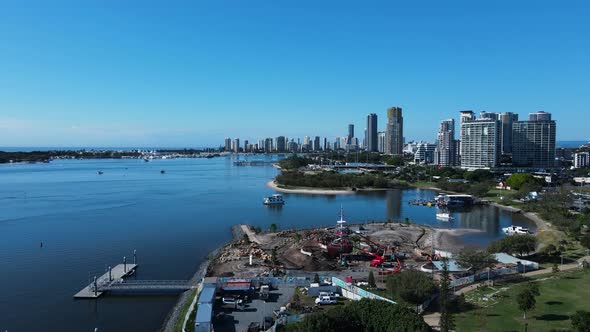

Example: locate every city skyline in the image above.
[1,1,589,147]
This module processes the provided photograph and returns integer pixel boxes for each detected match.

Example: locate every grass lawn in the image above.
[454,269,590,331]
[173,289,198,332]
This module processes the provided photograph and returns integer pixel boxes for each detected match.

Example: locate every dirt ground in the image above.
[207,222,475,278]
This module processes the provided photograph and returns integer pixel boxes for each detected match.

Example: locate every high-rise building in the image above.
[460,118,501,169]
[276,136,286,153]
[378,131,386,153]
[323,137,328,151]
[347,124,354,145]
[529,111,552,122]
[224,137,232,151]
[314,136,321,151]
[233,138,240,153]
[243,140,249,153]
[512,112,556,168]
[574,152,589,169]
[480,111,499,121]
[264,137,273,152]
[499,112,519,154]
[435,119,457,167]
[366,113,378,152]
[385,106,403,155]
[414,143,436,164]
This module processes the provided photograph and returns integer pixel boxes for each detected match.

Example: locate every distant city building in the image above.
[385,106,403,155]
[378,131,386,153]
[347,124,354,145]
[243,140,249,153]
[574,152,589,169]
[512,112,556,168]
[480,111,499,121]
[224,137,232,151]
[414,143,436,164]
[313,136,321,151]
[403,141,420,154]
[435,119,457,167]
[264,138,273,152]
[499,112,519,154]
[366,113,378,152]
[233,138,240,153]
[288,140,298,152]
[460,117,501,169]
[529,111,552,122]
[323,137,328,151]
[276,136,286,153]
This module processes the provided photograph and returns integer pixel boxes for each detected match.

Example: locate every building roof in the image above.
[494,253,538,268]
[432,260,469,272]
[198,286,216,304]
[195,303,213,323]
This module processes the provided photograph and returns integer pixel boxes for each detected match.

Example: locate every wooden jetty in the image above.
[74,263,137,299]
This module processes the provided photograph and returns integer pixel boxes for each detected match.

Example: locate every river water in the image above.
[0,156,534,331]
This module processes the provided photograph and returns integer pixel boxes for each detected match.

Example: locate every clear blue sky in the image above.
[1,0,588,147]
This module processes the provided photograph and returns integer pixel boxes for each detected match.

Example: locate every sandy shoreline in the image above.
[266,180,355,195]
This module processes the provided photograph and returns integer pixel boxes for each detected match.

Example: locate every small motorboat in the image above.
[436,212,454,221]
[97,171,104,175]
[502,225,531,235]
[160,170,166,174]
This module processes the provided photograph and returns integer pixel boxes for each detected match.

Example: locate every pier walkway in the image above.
[74,263,137,299]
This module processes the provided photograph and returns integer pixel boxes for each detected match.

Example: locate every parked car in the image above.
[315,296,337,305]
[222,297,244,310]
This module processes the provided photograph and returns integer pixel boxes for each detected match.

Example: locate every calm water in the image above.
[0,156,533,331]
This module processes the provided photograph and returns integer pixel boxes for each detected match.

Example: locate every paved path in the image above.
[241,224,262,244]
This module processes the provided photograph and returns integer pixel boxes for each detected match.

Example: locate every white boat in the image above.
[436,212,454,221]
[502,225,531,235]
[264,194,285,206]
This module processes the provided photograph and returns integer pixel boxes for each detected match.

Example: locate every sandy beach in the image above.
[266,180,355,195]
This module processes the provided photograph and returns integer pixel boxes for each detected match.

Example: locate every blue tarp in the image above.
[432,260,469,272]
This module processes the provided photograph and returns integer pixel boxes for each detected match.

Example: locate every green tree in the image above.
[506,173,541,191]
[293,233,302,243]
[439,258,454,332]
[571,310,590,332]
[368,270,376,288]
[285,298,431,332]
[516,287,538,320]
[313,273,320,284]
[581,234,590,249]
[242,233,250,244]
[386,270,437,307]
[488,235,537,257]
[269,223,278,233]
[456,249,497,274]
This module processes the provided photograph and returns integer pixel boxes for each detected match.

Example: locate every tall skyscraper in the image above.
[276,136,286,153]
[244,140,249,153]
[499,112,519,154]
[347,124,354,145]
[512,111,556,168]
[313,136,321,151]
[435,119,457,167]
[460,117,501,169]
[385,106,403,155]
[224,137,232,151]
[264,137,273,152]
[378,131,386,153]
[323,137,328,151]
[366,113,378,152]
[233,138,240,153]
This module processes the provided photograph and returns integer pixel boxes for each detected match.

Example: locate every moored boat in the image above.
[263,194,285,205]
[502,225,531,235]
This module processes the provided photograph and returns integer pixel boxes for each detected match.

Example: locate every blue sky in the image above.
[1,0,588,147]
